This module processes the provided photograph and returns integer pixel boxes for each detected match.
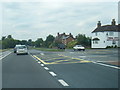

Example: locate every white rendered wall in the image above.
[91,31,119,48]
[91,32,106,48]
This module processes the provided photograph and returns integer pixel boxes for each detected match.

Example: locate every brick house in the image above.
[55,33,75,45]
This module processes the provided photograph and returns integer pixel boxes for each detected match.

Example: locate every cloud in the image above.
[1,1,118,40]
[1,0,119,2]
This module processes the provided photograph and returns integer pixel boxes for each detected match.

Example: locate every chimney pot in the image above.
[97,21,101,27]
[111,19,116,25]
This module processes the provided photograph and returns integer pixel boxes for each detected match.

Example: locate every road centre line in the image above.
[44,67,49,70]
[58,80,69,86]
[38,61,41,64]
[30,55,37,60]
[49,71,57,77]
[41,64,44,66]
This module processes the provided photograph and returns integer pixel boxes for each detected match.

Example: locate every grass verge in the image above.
[0,49,11,52]
[33,48,65,52]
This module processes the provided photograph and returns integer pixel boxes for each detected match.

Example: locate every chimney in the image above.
[57,32,60,36]
[111,19,116,25]
[97,21,101,27]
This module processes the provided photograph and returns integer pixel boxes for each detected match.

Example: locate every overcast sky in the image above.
[0,0,119,41]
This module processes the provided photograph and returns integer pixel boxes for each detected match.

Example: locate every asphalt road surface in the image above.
[2,49,119,88]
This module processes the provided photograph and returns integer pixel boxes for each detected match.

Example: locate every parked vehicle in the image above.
[16,45,28,55]
[14,45,21,53]
[73,45,85,51]
[57,44,66,49]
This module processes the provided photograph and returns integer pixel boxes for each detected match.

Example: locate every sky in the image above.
[0,0,119,41]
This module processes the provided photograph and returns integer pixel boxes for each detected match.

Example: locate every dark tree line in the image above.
[1,34,91,49]
[1,35,55,49]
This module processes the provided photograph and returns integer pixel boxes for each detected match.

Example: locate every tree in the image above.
[44,35,55,48]
[7,35,13,39]
[35,38,44,47]
[2,36,6,41]
[20,40,28,45]
[28,39,32,46]
[76,34,91,47]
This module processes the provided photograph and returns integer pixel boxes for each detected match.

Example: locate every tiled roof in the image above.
[92,25,120,33]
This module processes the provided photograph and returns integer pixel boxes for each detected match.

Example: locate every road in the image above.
[2,49,119,88]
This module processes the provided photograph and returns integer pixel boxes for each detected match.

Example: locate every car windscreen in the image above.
[17,46,27,49]
[76,45,82,47]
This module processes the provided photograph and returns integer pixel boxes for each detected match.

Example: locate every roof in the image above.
[55,33,74,40]
[92,25,120,33]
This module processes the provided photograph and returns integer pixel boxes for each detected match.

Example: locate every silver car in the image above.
[16,45,28,55]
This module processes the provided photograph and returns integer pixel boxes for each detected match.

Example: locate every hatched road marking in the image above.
[32,55,91,64]
[0,52,12,60]
[33,55,48,64]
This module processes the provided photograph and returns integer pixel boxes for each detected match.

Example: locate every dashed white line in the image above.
[30,55,36,60]
[44,67,49,70]
[38,61,41,64]
[49,71,57,77]
[58,79,69,86]
[41,64,44,66]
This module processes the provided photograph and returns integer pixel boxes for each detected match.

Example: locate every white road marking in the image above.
[41,53,44,55]
[93,62,120,69]
[96,61,118,62]
[58,79,69,86]
[38,61,41,64]
[44,67,49,70]
[41,64,44,66]
[0,52,12,60]
[30,55,36,60]
[78,56,86,58]
[49,71,57,77]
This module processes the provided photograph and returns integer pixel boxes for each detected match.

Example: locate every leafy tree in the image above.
[28,39,32,46]
[2,36,6,41]
[35,38,44,47]
[76,34,91,47]
[44,35,55,48]
[20,40,28,45]
[7,35,13,39]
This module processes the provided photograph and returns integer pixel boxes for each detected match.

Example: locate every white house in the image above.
[91,19,120,48]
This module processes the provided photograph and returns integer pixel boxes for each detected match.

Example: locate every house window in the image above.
[95,32,97,36]
[92,38,100,44]
[93,40,99,44]
[112,40,116,44]
[106,33,108,36]
[95,40,98,44]
[109,32,114,36]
